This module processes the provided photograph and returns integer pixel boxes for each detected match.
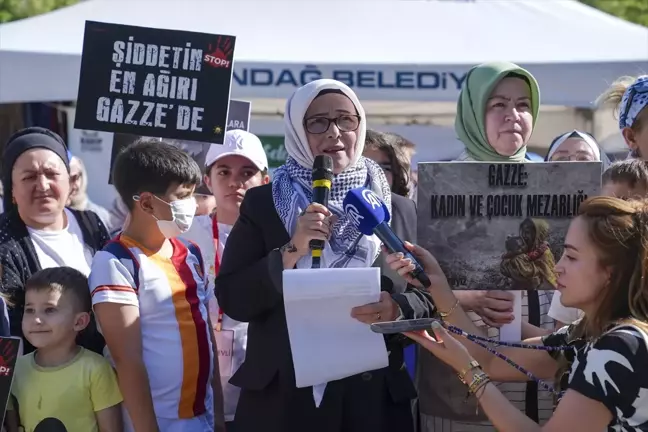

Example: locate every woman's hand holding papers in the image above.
[351,291,400,324]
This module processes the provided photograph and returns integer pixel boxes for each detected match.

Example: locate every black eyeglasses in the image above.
[304,115,361,134]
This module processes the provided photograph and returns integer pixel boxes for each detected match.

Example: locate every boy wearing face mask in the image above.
[180,129,270,431]
[88,139,226,432]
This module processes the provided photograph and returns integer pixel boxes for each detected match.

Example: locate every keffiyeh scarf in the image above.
[272,156,391,269]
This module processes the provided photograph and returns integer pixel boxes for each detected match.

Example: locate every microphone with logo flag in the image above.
[343,188,431,288]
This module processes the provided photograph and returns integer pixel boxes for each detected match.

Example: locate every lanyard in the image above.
[212,214,224,331]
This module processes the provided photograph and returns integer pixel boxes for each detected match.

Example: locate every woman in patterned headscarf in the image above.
[597,76,648,160]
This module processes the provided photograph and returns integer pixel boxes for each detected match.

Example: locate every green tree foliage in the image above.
[579,0,648,27]
[0,0,79,24]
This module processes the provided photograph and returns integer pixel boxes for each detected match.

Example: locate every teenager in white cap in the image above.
[180,129,269,431]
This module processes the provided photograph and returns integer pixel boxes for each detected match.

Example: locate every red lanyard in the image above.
[212,214,224,331]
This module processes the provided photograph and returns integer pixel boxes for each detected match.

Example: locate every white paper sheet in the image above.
[499,291,523,342]
[283,267,389,404]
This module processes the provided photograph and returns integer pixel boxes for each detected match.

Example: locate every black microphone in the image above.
[343,188,432,288]
[310,155,333,268]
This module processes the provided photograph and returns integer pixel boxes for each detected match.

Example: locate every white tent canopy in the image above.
[0,0,646,109]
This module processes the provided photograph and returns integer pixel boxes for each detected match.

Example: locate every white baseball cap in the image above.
[204,130,268,171]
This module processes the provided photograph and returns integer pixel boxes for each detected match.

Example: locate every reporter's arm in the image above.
[388,245,558,381]
[522,321,552,338]
[430,280,556,381]
[466,376,610,432]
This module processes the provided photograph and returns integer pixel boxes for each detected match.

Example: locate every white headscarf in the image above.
[546,130,611,169]
[284,79,367,169]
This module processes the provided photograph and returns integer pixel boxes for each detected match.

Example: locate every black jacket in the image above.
[215,185,434,432]
[0,208,110,354]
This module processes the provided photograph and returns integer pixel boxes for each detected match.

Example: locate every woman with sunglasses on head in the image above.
[386,196,648,431]
[214,79,435,432]
[597,76,648,160]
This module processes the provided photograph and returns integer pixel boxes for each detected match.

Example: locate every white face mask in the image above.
[134,195,197,239]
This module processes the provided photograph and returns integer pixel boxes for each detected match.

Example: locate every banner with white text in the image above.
[74,21,236,144]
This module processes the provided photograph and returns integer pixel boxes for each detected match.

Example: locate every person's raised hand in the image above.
[383,242,447,289]
[455,290,515,328]
[288,203,335,258]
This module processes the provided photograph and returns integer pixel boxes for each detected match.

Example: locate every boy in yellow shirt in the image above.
[6,267,122,432]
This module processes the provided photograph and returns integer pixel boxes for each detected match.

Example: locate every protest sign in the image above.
[417,162,601,290]
[75,21,235,144]
[108,99,252,184]
[0,337,20,425]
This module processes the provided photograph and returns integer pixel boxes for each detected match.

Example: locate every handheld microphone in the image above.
[310,155,333,268]
[343,188,432,288]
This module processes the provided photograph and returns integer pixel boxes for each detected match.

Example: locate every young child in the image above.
[6,267,122,432]
[89,139,225,432]
[549,159,648,327]
[181,129,269,430]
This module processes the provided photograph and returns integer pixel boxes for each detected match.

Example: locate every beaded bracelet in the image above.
[458,360,481,384]
[474,378,491,400]
[441,322,566,397]
[468,372,489,394]
[444,323,570,351]
[466,372,491,415]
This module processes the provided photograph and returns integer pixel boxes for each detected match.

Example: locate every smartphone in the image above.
[370,318,440,334]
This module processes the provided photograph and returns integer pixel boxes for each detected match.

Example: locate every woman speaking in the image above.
[215,79,434,432]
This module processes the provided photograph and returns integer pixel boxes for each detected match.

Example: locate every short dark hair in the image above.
[25,267,91,313]
[602,159,648,191]
[112,138,202,210]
